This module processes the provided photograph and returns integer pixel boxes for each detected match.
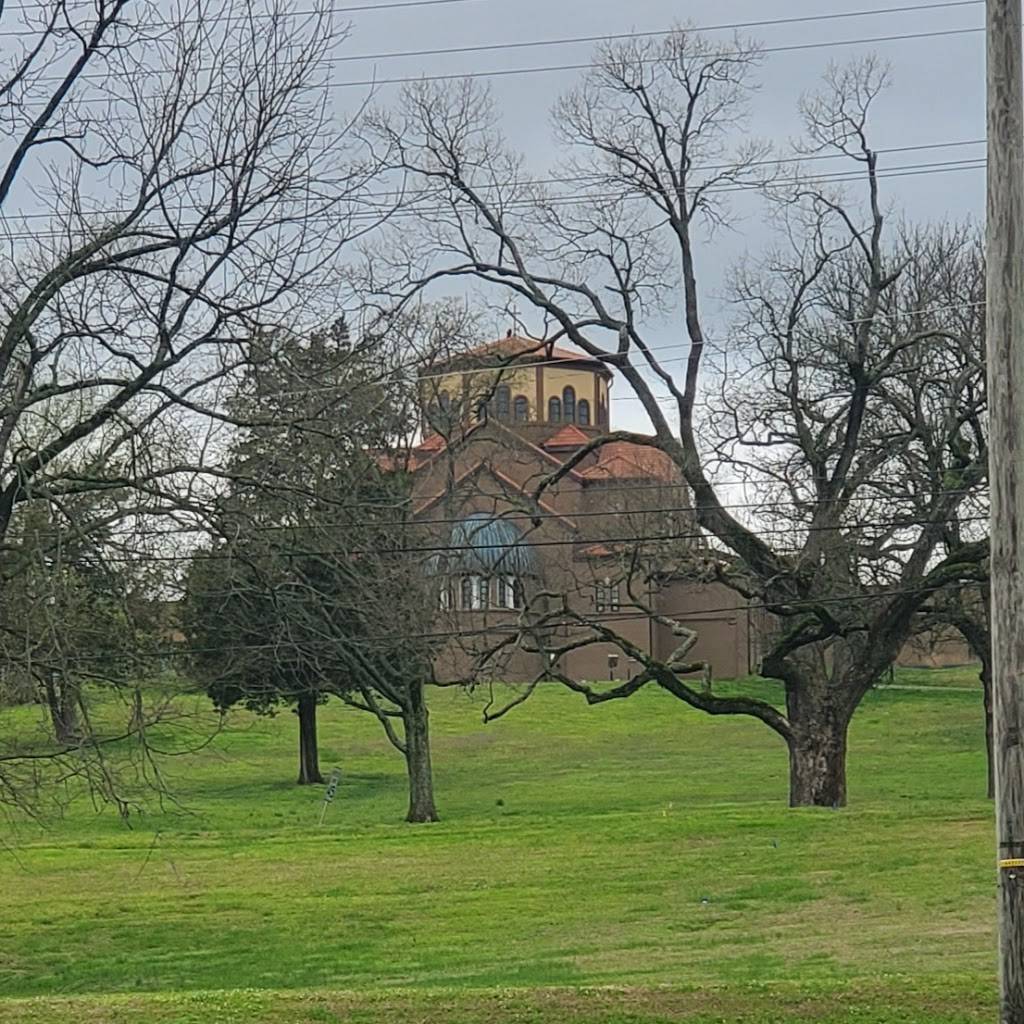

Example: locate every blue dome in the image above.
[444,513,537,575]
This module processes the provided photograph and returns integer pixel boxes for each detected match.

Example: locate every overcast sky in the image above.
[335,0,986,434]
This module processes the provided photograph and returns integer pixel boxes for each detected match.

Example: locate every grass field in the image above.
[0,667,999,1022]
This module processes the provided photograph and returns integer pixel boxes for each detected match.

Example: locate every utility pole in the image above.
[987,0,1024,1018]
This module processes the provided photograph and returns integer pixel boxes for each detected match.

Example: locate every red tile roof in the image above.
[543,424,592,450]
[577,441,678,482]
[468,334,595,362]
[432,334,611,375]
[417,432,447,453]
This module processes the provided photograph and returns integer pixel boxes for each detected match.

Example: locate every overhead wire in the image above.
[0,0,493,19]
[145,294,989,401]
[95,487,984,538]
[321,26,985,89]
[1,290,985,440]
[6,2,984,74]
[0,20,985,87]
[0,136,987,221]
[31,578,992,666]
[58,511,990,564]
[322,1,984,65]
[0,154,988,242]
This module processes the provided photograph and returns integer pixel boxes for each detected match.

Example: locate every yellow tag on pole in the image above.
[998,858,1024,869]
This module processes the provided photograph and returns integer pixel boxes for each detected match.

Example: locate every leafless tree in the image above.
[184,306,481,822]
[0,0,384,811]
[368,38,987,806]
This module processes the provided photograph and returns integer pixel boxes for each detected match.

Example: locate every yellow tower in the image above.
[420,334,612,437]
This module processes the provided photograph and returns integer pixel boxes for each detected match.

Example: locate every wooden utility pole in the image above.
[987,0,1024,1018]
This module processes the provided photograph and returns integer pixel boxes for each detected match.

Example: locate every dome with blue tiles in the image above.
[445,513,538,575]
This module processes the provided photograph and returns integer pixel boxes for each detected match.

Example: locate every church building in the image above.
[404,334,761,683]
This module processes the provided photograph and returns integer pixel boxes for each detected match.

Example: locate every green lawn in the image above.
[0,668,998,1022]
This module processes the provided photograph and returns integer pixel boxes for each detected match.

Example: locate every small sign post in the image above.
[318,767,341,825]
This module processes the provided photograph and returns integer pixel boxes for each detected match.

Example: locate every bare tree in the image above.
[0,0,382,810]
[185,311,472,822]
[368,38,987,806]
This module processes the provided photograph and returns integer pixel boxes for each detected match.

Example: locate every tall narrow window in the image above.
[577,399,591,426]
[495,385,511,420]
[496,576,521,609]
[513,395,529,422]
[461,577,474,609]
[475,399,488,422]
[548,396,562,423]
[562,386,576,423]
[595,582,621,613]
[435,391,452,430]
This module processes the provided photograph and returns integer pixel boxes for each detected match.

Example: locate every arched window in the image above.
[460,576,489,610]
[495,385,511,420]
[432,391,452,430]
[562,386,576,423]
[548,396,562,423]
[577,398,591,426]
[496,576,516,609]
[494,576,526,609]
[475,399,487,422]
[513,395,529,422]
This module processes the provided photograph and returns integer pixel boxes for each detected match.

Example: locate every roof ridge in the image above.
[543,423,592,448]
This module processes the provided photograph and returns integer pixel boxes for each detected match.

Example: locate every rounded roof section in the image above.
[427,335,613,379]
[445,512,538,575]
[577,442,679,482]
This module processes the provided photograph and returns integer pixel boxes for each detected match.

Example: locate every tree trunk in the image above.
[786,710,851,808]
[981,658,995,801]
[296,692,323,785]
[403,681,439,823]
[44,672,79,744]
[953,599,994,800]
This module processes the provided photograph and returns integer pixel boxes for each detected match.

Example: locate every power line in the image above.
[101,487,982,538]
[40,579,987,664]
[64,511,990,564]
[0,22,985,90]
[324,1,984,66]
[1,290,982,420]
[0,0,492,18]
[0,154,987,242]
[175,295,991,400]
[1,137,986,222]
[324,26,985,89]
[361,159,985,227]
[14,2,984,76]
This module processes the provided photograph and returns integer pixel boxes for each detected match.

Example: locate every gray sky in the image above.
[337,0,986,434]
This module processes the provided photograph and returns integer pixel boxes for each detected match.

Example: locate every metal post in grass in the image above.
[986,0,1024,1016]
[317,767,341,826]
